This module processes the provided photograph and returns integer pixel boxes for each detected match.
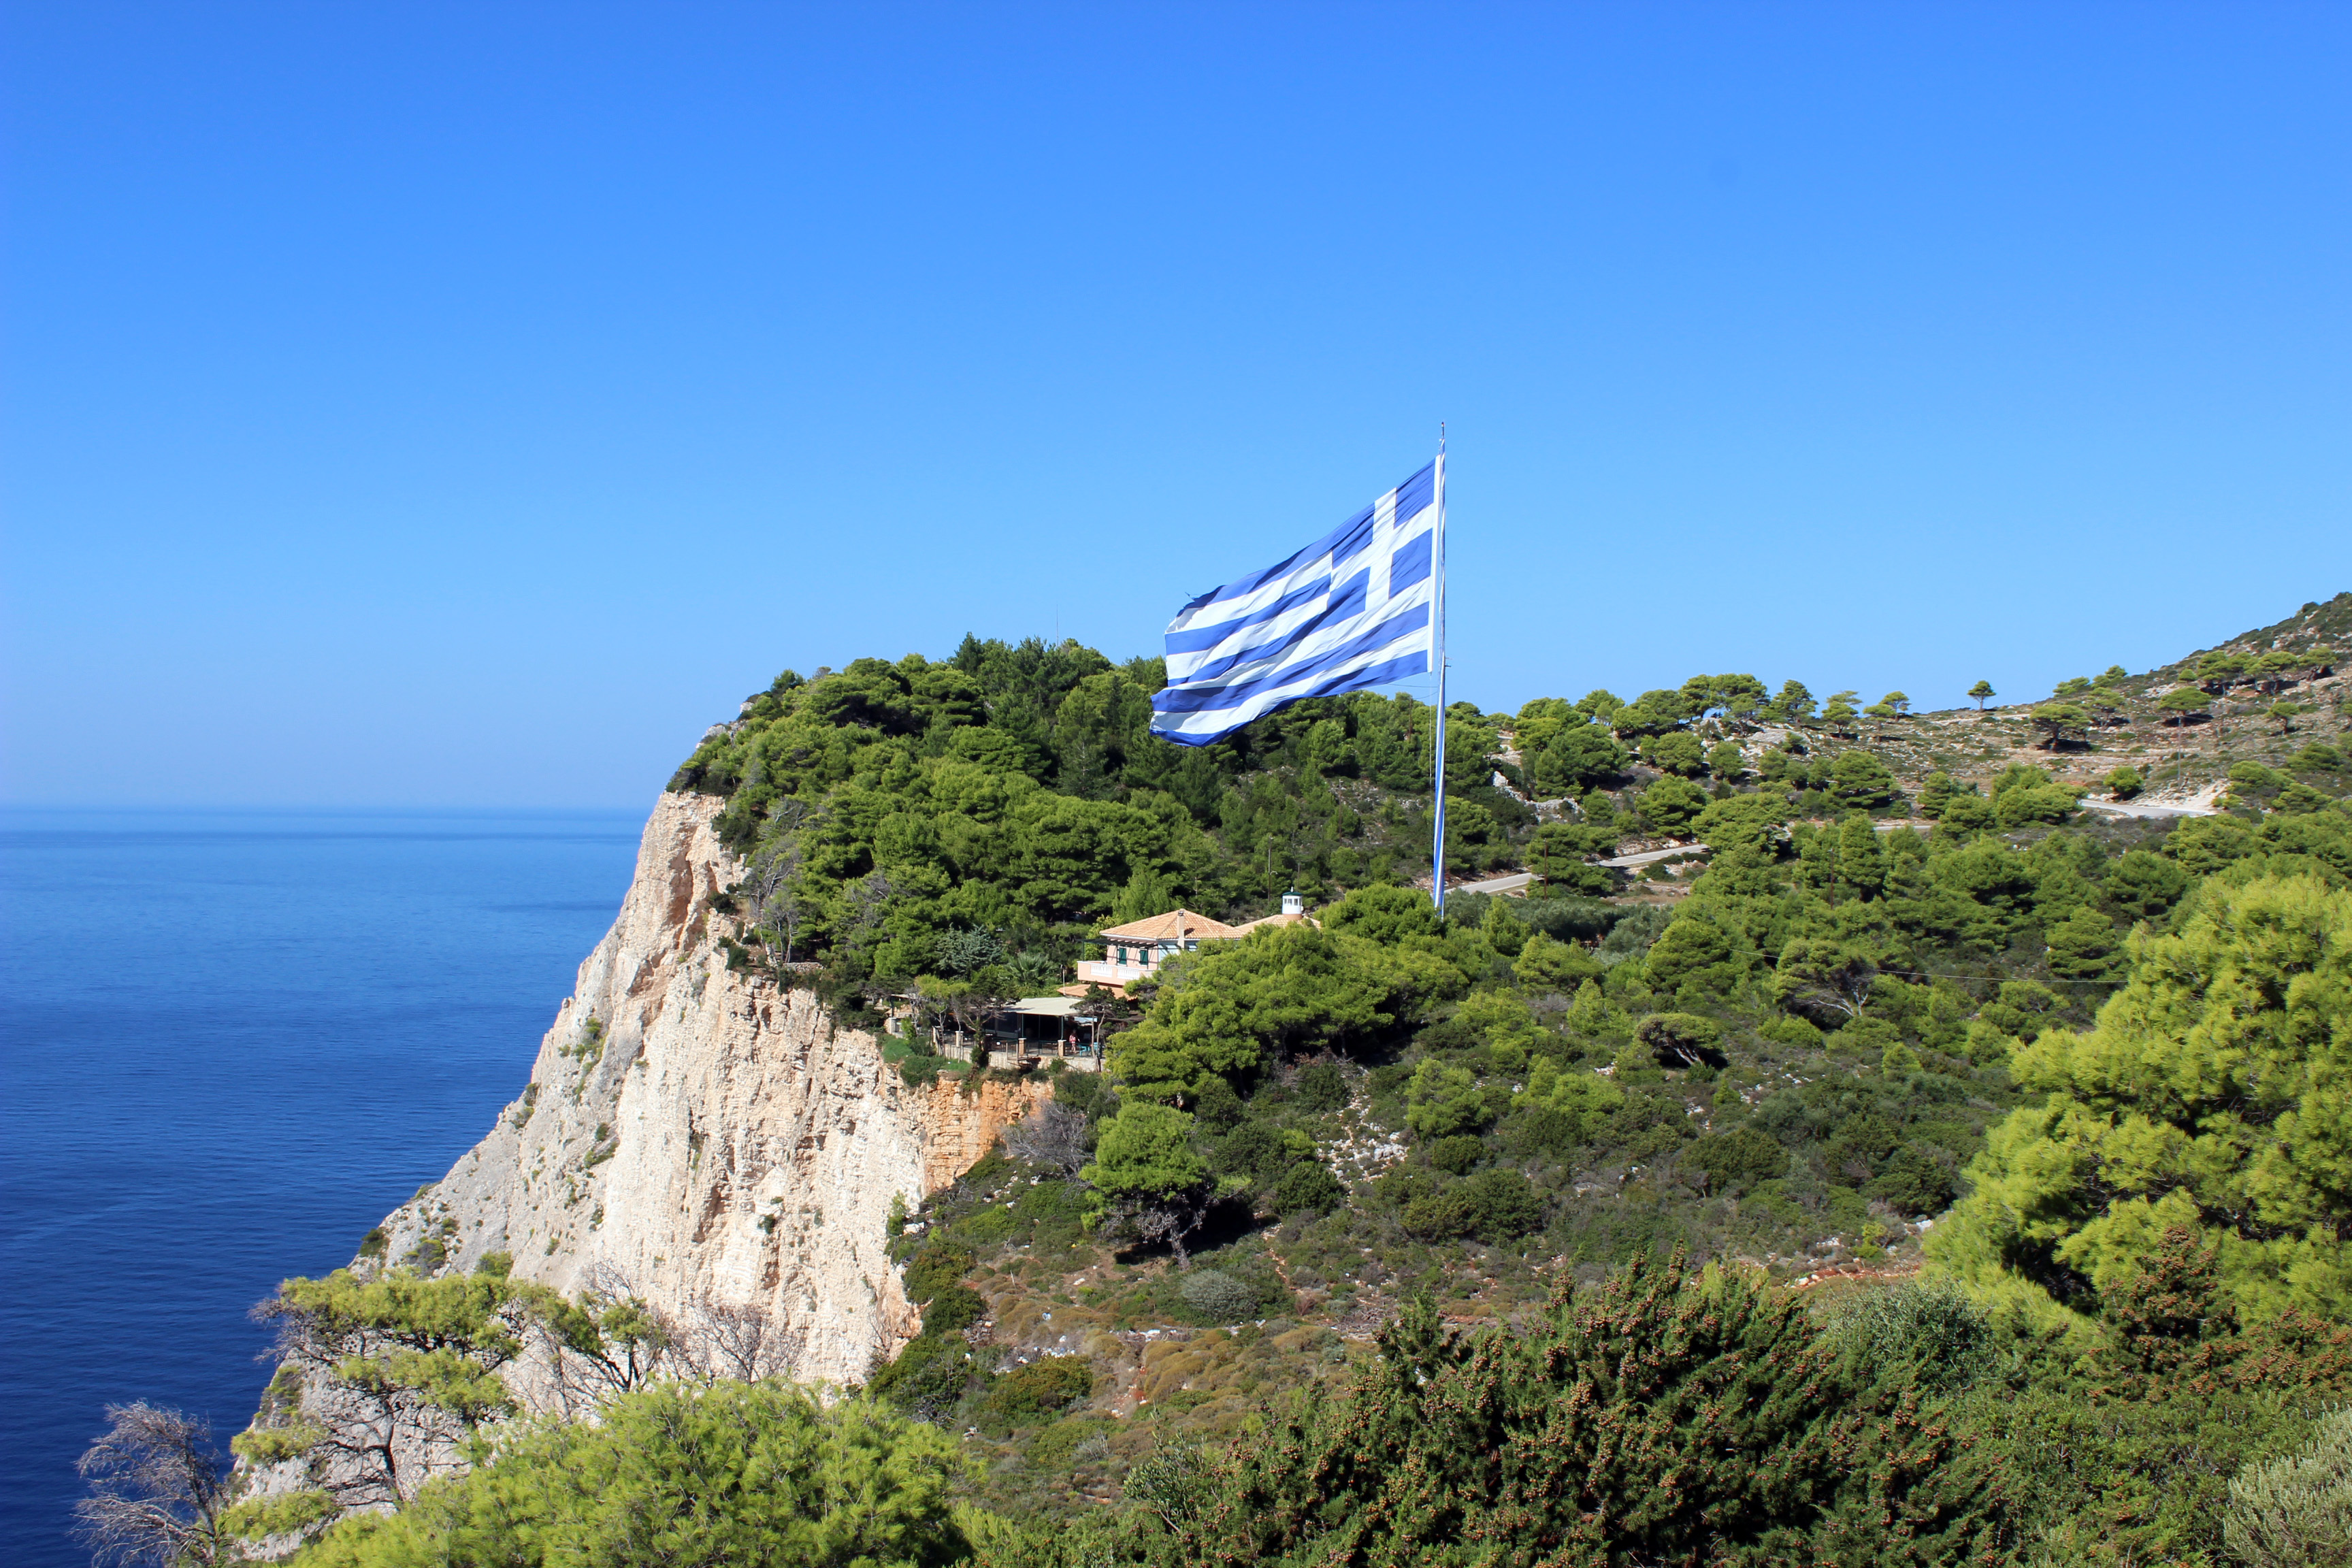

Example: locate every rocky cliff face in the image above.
[365,791,1047,1386]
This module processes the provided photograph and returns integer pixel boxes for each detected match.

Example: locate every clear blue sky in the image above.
[5,3,2345,808]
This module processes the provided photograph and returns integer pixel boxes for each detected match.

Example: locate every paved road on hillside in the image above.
[2077,798,2218,819]
[1451,845,1703,898]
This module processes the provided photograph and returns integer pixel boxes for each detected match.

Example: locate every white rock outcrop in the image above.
[366,791,1047,1386]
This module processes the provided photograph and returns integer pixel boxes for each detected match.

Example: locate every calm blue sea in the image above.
[0,808,644,1566]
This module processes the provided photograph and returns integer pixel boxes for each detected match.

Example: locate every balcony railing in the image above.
[1073,959,1154,985]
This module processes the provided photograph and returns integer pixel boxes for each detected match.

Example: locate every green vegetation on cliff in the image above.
[666,635,1529,988]
[103,602,2352,1567]
[798,614,2348,1561]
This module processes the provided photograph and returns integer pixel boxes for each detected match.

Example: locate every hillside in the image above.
[212,598,2351,1566]
[1848,587,2352,814]
[663,602,2352,1536]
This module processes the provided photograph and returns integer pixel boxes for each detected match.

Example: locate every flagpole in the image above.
[1432,427,1448,914]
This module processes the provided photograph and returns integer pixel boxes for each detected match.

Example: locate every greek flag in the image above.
[1150,459,1440,747]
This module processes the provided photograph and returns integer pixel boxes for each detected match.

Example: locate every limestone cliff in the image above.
[366,791,1046,1386]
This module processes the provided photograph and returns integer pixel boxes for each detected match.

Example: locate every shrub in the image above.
[1424,1135,1485,1175]
[1178,1269,1261,1324]
[1173,1257,2002,1566]
[902,1243,973,1305]
[954,1207,1017,1247]
[1273,1162,1346,1216]
[1994,782,2075,828]
[564,1015,607,1064]
[1013,1179,1088,1222]
[1024,1415,1113,1470]
[862,1331,981,1418]
[1599,905,1671,962]
[1403,1169,1544,1241]
[1192,1075,1247,1132]
[921,1284,987,1337]
[1519,896,1622,944]
[1293,1062,1351,1113]
[1514,930,1605,991]
[1683,1128,1786,1196]
[1759,1015,1824,1050]
[1822,1283,1995,1392]
[1052,1067,1107,1121]
[2224,1407,2352,1568]
[1504,1106,1584,1157]
[1963,1230,2352,1563]
[1405,1060,1487,1138]
[1862,1141,1959,1215]
[1823,1113,1899,1186]
[986,1357,1095,1422]
[1213,1120,1287,1183]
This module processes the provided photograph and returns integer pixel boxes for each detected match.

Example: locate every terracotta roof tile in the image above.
[1096,909,1240,942]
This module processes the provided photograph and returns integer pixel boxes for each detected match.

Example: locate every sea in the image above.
[0,807,646,1567]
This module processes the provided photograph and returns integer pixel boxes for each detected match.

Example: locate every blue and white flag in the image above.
[1150,459,1440,747]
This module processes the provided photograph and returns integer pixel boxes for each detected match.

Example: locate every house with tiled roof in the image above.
[1071,894,1316,988]
[1073,908,1237,988]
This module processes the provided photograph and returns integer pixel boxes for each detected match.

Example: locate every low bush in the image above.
[1178,1269,1260,1324]
[1821,1283,1995,1392]
[1683,1128,1786,1196]
[863,1331,982,1418]
[1424,1134,1484,1175]
[921,1284,987,1337]
[1402,1169,1544,1241]
[1293,1063,1350,1113]
[985,1357,1095,1422]
[1273,1162,1345,1216]
[2223,1408,2352,1568]
[1169,1256,2002,1565]
[901,1243,973,1305]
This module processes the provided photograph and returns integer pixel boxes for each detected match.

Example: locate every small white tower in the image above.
[1281,889,1304,917]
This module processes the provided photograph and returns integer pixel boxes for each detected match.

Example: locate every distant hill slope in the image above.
[1877,590,2346,810]
[2163,588,2352,671]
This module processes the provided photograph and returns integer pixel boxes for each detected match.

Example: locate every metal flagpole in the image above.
[1432,426,1448,913]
